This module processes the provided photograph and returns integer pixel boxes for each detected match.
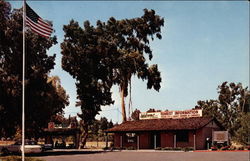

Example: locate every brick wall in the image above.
[112,121,223,150]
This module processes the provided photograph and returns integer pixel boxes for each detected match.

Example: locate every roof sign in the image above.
[139,109,202,120]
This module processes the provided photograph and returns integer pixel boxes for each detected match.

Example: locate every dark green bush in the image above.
[229,146,236,150]
[221,146,230,150]
[183,147,194,152]
[126,146,136,150]
[155,147,162,150]
[173,147,182,151]
[211,146,217,151]
[0,156,45,161]
[162,147,173,150]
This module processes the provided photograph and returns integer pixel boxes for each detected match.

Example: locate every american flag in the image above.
[25,3,53,38]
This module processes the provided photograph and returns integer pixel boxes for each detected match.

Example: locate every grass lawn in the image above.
[0,156,44,161]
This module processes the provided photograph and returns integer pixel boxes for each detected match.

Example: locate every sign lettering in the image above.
[213,131,229,143]
[139,109,202,120]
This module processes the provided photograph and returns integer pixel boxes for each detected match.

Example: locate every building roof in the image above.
[43,128,80,135]
[106,117,216,133]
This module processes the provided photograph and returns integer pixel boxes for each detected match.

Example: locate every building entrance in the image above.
[149,132,161,149]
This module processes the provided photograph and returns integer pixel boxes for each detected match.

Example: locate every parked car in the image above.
[40,143,53,151]
[66,143,76,149]
[0,141,42,156]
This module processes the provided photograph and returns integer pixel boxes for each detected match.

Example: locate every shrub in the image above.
[126,146,136,150]
[183,147,194,152]
[155,147,162,150]
[111,147,124,150]
[229,146,236,150]
[173,147,182,151]
[162,147,173,151]
[0,156,45,161]
[221,146,230,150]
[211,146,217,151]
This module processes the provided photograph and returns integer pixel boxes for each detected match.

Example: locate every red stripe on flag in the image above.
[31,29,50,38]
[38,18,53,30]
[38,20,53,32]
[25,3,53,38]
[26,18,51,35]
[26,20,50,37]
[26,20,51,38]
[38,18,50,26]
[26,17,52,34]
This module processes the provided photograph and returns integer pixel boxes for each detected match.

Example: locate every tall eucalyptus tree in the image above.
[61,9,164,146]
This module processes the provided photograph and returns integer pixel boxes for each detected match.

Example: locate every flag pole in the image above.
[22,0,26,160]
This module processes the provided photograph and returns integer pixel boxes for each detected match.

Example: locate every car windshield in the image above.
[26,141,37,145]
[14,141,37,145]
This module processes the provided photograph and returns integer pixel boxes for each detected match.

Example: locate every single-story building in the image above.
[43,121,80,148]
[106,116,223,150]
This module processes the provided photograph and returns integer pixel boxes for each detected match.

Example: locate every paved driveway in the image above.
[37,150,250,161]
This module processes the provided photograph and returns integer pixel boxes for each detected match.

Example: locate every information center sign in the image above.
[139,112,161,120]
[139,109,202,120]
[213,131,229,143]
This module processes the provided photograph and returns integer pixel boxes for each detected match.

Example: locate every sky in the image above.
[10,1,249,124]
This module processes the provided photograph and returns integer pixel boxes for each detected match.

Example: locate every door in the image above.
[149,132,161,149]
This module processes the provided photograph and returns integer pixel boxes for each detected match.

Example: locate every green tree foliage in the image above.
[90,120,100,136]
[107,120,113,129]
[99,117,108,131]
[50,114,77,128]
[0,1,69,138]
[195,82,250,140]
[131,109,141,121]
[47,76,70,118]
[111,10,164,122]
[147,108,161,112]
[239,87,250,113]
[88,117,113,141]
[195,100,220,121]
[235,113,250,145]
[61,9,164,146]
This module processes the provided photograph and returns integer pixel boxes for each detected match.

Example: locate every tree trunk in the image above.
[79,123,88,149]
[120,85,127,122]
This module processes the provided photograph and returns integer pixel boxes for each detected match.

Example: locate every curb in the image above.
[105,150,192,152]
[194,150,250,152]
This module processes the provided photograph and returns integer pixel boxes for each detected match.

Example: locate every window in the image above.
[126,133,136,143]
[176,130,189,142]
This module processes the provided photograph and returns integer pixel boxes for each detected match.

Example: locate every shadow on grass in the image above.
[0,156,44,161]
[25,149,109,157]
